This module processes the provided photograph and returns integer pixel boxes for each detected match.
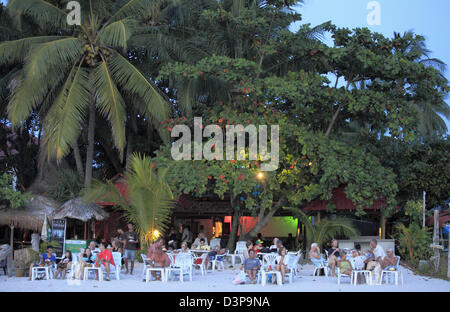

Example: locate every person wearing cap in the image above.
[253,240,264,254]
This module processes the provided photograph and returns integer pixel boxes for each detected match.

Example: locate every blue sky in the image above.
[293,0,450,130]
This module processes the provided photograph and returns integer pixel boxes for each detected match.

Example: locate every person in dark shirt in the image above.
[327,239,341,277]
[123,222,139,275]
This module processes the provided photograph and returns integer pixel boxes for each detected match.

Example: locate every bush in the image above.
[135,248,148,263]
[394,222,433,267]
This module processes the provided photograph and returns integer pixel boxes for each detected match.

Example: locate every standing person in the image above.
[55,250,72,279]
[167,227,178,249]
[123,222,139,275]
[182,225,193,247]
[327,239,341,277]
[117,228,126,250]
[95,242,115,281]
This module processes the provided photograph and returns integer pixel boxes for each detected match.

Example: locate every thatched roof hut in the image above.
[53,197,109,222]
[0,195,59,231]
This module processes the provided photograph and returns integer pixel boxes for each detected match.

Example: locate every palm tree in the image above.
[392,31,450,140]
[0,0,171,187]
[85,153,174,247]
[287,208,359,252]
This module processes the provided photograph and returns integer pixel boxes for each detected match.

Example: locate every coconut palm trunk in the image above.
[84,102,96,188]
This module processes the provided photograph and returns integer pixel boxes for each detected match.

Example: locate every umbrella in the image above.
[0,195,59,231]
[40,214,51,242]
[53,197,109,239]
[53,197,109,221]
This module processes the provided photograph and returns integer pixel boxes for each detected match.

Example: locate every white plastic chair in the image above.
[349,257,372,285]
[337,267,352,285]
[106,252,122,280]
[141,253,150,275]
[145,266,166,283]
[166,253,193,282]
[311,258,328,276]
[262,253,278,267]
[192,252,207,276]
[380,256,404,286]
[31,266,52,280]
[209,238,221,249]
[207,250,229,272]
[231,241,247,266]
[84,266,103,281]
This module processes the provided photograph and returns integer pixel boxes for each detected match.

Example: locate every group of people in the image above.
[309,238,399,284]
[238,237,292,284]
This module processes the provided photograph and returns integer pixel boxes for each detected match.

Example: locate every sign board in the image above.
[65,240,87,253]
[51,219,66,257]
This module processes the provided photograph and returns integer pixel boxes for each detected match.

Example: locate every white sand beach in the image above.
[1,263,449,292]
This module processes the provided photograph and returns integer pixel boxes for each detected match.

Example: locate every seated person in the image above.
[28,246,56,280]
[175,241,190,253]
[148,246,170,281]
[309,243,326,266]
[275,247,289,284]
[354,243,363,256]
[241,249,261,284]
[243,241,254,259]
[364,239,386,284]
[79,247,96,280]
[327,239,340,277]
[89,241,99,252]
[198,238,211,251]
[269,237,279,251]
[337,251,354,280]
[95,242,115,281]
[55,250,72,279]
[351,249,366,271]
[192,232,208,247]
[381,248,397,271]
[204,245,226,269]
[253,240,264,254]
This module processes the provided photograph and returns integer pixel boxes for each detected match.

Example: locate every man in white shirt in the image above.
[364,239,386,284]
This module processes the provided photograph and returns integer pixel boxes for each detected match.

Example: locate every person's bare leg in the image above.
[280,265,286,283]
[61,268,67,279]
[124,257,129,274]
[105,262,110,279]
[130,261,134,275]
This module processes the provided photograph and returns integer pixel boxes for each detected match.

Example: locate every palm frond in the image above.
[106,0,166,25]
[7,0,69,31]
[0,36,66,66]
[7,37,83,125]
[91,56,127,159]
[43,61,91,161]
[108,53,169,123]
[98,19,135,50]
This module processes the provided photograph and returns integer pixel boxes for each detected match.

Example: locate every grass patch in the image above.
[413,253,449,281]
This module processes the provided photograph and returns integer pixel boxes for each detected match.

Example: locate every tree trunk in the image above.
[447,234,450,278]
[125,128,134,169]
[240,208,278,241]
[380,212,386,239]
[72,140,84,180]
[226,196,241,252]
[9,225,13,260]
[84,103,96,188]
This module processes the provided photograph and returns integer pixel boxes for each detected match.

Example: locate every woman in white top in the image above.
[275,247,289,284]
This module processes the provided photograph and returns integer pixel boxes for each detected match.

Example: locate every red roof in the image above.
[303,186,386,212]
[426,211,450,227]
[96,174,129,206]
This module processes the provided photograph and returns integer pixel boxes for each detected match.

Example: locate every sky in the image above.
[293,0,450,130]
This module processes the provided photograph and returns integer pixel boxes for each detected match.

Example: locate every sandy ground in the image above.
[1,262,449,292]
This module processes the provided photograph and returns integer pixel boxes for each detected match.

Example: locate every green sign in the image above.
[65,240,87,253]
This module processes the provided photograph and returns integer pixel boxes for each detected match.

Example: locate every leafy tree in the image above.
[287,208,359,252]
[0,172,30,209]
[0,0,171,188]
[85,153,174,247]
[394,222,433,267]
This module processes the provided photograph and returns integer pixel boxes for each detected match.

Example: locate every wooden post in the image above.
[83,222,87,240]
[423,191,426,229]
[380,212,386,239]
[447,233,450,278]
[9,224,14,260]
[433,209,440,272]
